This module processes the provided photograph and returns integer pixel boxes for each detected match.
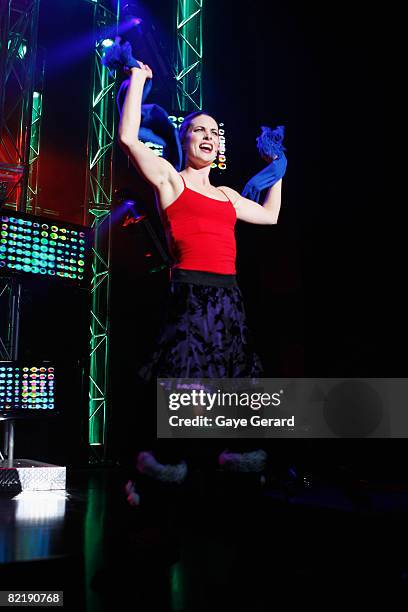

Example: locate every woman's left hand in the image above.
[242,153,287,202]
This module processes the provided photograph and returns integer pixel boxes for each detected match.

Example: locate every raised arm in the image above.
[219,180,282,225]
[118,65,179,192]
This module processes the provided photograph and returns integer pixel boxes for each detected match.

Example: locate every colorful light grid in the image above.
[0,211,90,287]
[0,364,55,412]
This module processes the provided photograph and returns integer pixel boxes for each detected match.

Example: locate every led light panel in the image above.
[0,211,90,288]
[0,363,55,414]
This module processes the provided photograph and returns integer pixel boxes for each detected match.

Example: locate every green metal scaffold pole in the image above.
[83,0,120,460]
[174,0,204,112]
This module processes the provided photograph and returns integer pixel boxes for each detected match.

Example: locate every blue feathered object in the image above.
[101,40,140,73]
[105,40,152,102]
[242,125,287,203]
[256,125,286,162]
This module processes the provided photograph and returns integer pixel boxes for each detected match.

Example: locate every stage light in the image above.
[15,490,67,524]
[0,363,56,415]
[7,39,27,60]
[18,43,27,60]
[101,38,114,48]
[0,211,90,287]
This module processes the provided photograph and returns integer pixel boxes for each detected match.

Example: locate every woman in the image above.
[119,62,284,379]
[118,58,285,501]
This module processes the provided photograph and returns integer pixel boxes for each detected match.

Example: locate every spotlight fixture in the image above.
[101,38,115,48]
[8,38,27,60]
[18,42,27,60]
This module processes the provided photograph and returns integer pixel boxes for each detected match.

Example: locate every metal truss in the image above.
[174,0,203,112]
[0,0,40,425]
[26,48,45,215]
[0,277,20,361]
[0,0,40,212]
[0,1,42,467]
[83,0,120,458]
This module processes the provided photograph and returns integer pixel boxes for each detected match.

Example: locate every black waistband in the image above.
[171,268,237,288]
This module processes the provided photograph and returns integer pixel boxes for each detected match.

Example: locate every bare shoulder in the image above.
[218,185,241,205]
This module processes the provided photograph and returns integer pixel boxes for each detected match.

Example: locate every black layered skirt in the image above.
[139,268,262,380]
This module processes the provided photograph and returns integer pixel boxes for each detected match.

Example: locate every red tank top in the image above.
[163,176,237,275]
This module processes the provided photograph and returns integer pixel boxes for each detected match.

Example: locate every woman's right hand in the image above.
[135,61,153,79]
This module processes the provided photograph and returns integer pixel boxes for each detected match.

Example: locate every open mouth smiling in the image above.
[199,143,214,152]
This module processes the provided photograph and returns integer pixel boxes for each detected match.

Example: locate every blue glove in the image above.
[256,125,286,161]
[101,40,140,73]
[242,153,287,202]
[102,41,154,100]
[242,125,287,203]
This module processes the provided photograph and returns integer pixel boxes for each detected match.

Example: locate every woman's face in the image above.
[184,114,219,166]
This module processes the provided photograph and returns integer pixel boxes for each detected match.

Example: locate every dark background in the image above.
[12,0,399,474]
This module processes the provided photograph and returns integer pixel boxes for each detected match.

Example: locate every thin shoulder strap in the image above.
[179,173,186,188]
[216,186,231,203]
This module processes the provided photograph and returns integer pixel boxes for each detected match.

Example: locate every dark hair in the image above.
[179,111,216,144]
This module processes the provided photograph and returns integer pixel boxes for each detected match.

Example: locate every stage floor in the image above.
[1,466,408,610]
